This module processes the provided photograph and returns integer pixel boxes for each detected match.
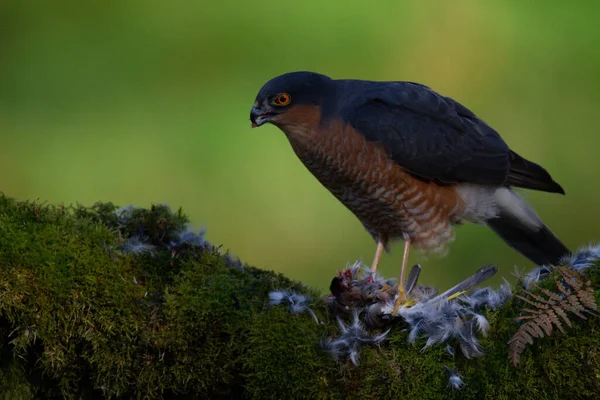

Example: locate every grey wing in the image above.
[345,82,511,186]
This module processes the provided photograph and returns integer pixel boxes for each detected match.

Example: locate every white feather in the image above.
[457,184,542,230]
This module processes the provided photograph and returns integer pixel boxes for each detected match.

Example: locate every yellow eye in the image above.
[273,93,291,106]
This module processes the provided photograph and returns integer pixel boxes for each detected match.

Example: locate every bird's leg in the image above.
[393,233,412,314]
[369,239,385,279]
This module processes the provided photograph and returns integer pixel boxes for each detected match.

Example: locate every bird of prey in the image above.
[250,71,570,312]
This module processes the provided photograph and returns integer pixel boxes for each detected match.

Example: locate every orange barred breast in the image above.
[275,105,466,253]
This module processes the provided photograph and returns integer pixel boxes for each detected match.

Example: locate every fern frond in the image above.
[559,269,597,312]
[547,309,566,333]
[517,290,548,309]
[515,293,546,310]
[551,305,572,328]
[534,284,587,320]
[507,332,527,367]
[565,294,587,319]
[508,266,597,367]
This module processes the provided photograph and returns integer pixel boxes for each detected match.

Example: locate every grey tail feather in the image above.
[487,213,570,266]
[505,151,565,195]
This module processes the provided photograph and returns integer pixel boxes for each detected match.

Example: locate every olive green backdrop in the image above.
[1,1,598,291]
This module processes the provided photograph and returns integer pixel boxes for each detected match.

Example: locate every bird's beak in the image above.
[250,107,273,128]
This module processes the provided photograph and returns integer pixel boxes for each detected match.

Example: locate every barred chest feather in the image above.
[279,115,465,253]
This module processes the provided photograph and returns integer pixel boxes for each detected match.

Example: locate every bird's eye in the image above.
[272,93,291,106]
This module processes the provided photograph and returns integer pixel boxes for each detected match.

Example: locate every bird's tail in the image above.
[486,188,570,266]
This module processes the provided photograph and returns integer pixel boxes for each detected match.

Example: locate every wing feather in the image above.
[343,82,511,186]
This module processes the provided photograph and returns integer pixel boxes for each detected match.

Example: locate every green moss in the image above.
[341,334,449,400]
[243,306,338,399]
[0,193,598,399]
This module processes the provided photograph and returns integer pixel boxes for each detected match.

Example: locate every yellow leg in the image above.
[393,234,412,314]
[370,239,385,276]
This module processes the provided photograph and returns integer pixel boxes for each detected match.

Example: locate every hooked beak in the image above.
[250,107,275,128]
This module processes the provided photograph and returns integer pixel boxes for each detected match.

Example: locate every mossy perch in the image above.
[0,194,598,399]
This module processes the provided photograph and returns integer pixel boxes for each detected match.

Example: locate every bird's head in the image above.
[250,71,333,128]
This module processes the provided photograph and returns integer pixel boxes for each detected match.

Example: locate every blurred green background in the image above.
[1,1,599,292]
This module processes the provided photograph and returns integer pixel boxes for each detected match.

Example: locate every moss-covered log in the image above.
[0,194,598,399]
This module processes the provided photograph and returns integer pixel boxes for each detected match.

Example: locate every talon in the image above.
[392,234,413,315]
[392,288,407,314]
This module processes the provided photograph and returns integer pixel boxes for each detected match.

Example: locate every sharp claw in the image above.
[392,288,407,314]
